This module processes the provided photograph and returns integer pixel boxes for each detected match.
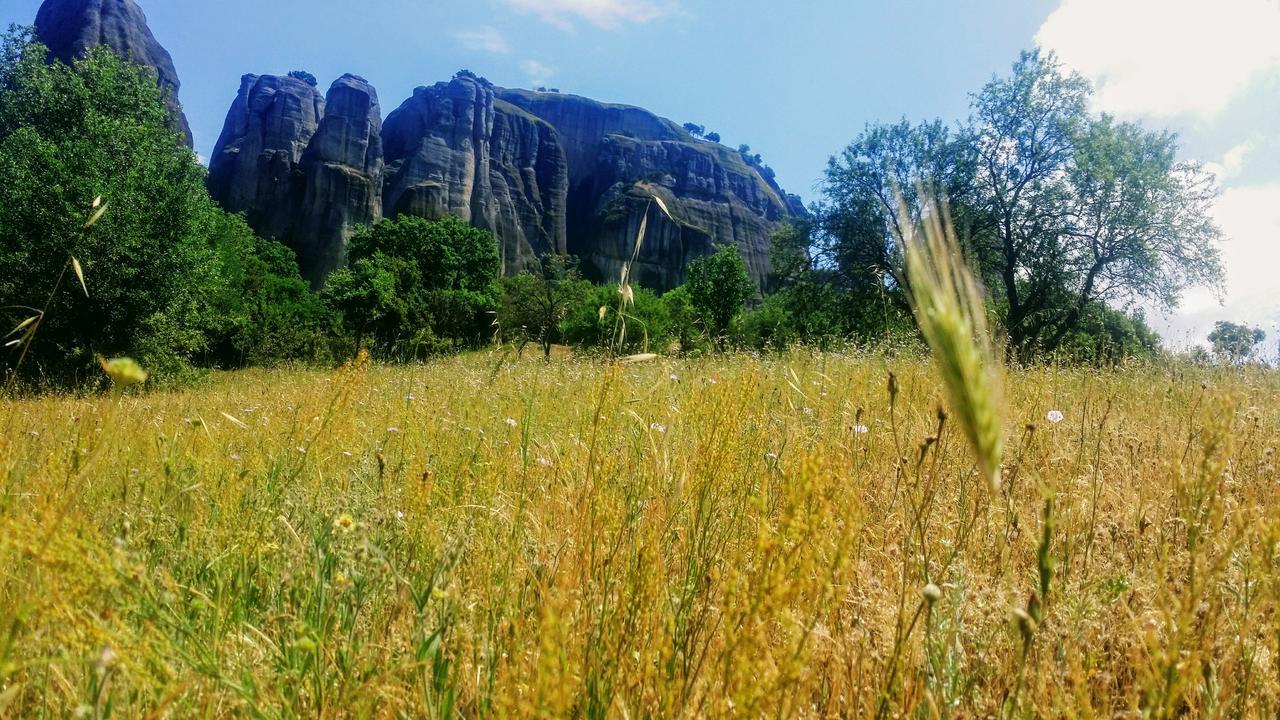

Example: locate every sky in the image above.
[4,0,1278,354]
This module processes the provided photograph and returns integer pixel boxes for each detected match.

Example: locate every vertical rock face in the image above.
[34,0,192,146]
[382,74,569,274]
[207,73,387,286]
[293,75,384,283]
[497,89,794,288]
[206,70,799,289]
[207,74,324,242]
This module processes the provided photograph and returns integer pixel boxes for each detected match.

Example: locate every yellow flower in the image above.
[333,513,356,533]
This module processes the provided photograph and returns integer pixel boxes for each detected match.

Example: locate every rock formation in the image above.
[207,71,801,290]
[494,89,794,288]
[293,75,384,282]
[382,74,568,275]
[207,74,386,285]
[207,74,325,241]
[34,0,192,146]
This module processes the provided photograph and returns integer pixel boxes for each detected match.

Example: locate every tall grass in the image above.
[0,351,1277,717]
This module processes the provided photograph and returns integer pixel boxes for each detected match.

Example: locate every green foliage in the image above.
[685,246,754,349]
[322,215,500,359]
[815,49,1224,362]
[1052,304,1161,365]
[288,70,318,87]
[705,131,721,144]
[660,285,707,354]
[561,282,672,354]
[0,29,224,383]
[497,255,592,359]
[207,212,334,366]
[1207,321,1265,365]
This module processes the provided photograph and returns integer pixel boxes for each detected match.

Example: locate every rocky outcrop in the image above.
[496,88,793,288]
[34,0,192,146]
[206,70,799,289]
[207,73,387,286]
[293,75,384,282]
[382,74,569,274]
[207,74,325,242]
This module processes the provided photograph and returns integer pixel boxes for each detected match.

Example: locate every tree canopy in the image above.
[811,49,1223,361]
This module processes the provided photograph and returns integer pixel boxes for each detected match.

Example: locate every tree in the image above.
[970,49,1223,358]
[682,122,705,138]
[496,254,591,360]
[1208,321,1265,365]
[207,212,334,366]
[817,119,980,299]
[288,70,318,87]
[705,131,721,143]
[322,215,499,358]
[0,29,228,383]
[685,245,754,349]
[561,282,672,354]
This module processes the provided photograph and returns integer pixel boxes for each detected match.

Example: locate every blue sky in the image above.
[4,0,1279,351]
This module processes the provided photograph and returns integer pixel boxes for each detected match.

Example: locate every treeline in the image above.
[782,50,1222,363]
[0,28,1225,388]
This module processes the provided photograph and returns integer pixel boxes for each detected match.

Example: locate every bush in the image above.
[322,215,499,359]
[685,246,754,349]
[561,283,672,354]
[207,212,335,366]
[0,29,229,384]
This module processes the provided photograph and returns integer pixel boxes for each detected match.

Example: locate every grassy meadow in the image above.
[1,351,1278,717]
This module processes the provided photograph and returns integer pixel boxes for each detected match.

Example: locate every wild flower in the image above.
[505,417,518,427]
[852,424,870,434]
[387,426,401,434]
[650,422,667,433]
[333,514,356,533]
[1046,410,1064,424]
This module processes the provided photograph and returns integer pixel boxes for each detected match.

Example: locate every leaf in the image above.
[220,412,249,429]
[5,315,38,339]
[84,200,108,228]
[4,338,22,348]
[71,256,88,297]
[620,353,658,364]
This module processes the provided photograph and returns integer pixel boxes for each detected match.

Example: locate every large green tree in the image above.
[1207,321,1265,365]
[322,215,500,357]
[497,254,593,360]
[0,28,226,382]
[970,50,1222,357]
[815,49,1224,361]
[685,245,754,349]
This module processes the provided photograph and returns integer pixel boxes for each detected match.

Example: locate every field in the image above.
[1,351,1278,717]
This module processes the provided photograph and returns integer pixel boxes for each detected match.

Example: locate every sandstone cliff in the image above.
[34,0,192,146]
[207,72,800,289]
[207,74,385,286]
[497,89,793,288]
[207,74,325,241]
[382,74,569,275]
[293,75,384,283]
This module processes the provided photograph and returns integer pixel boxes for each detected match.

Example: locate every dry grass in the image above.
[1,351,1278,717]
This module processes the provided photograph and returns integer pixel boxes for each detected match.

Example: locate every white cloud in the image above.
[454,26,512,54]
[1036,0,1280,117]
[500,0,678,30]
[1150,180,1280,354]
[519,59,555,87]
